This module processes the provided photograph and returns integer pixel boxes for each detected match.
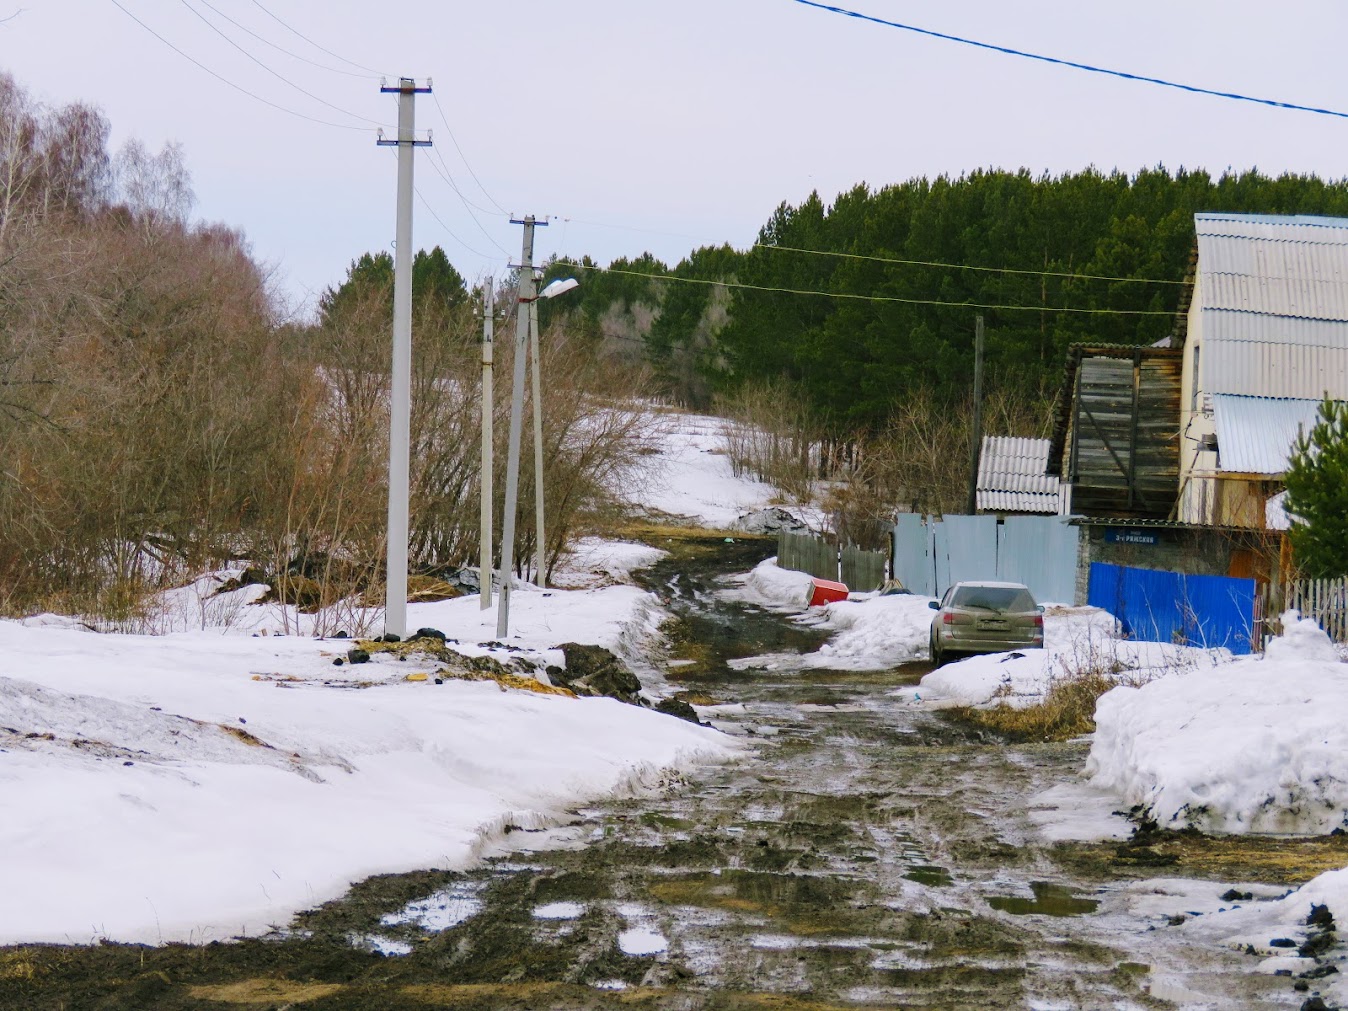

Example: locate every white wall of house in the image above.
[1179,272,1220,524]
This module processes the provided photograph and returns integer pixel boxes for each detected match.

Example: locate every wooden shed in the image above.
[1047,345,1183,520]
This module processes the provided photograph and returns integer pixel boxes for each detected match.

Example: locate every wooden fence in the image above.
[1285,577,1348,642]
[777,531,888,591]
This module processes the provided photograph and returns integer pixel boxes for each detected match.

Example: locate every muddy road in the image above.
[2,536,1303,1009]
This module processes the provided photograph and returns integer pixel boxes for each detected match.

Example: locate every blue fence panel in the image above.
[892,513,934,597]
[1087,562,1255,654]
[997,516,1080,605]
[936,515,999,596]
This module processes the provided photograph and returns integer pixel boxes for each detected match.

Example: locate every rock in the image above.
[347,648,371,665]
[382,633,401,644]
[1222,889,1254,902]
[1300,931,1337,959]
[1301,964,1339,980]
[415,627,447,642]
[213,566,268,595]
[1308,903,1335,929]
[1271,937,1298,948]
[730,507,809,535]
[1300,998,1331,1011]
[333,630,349,639]
[333,657,344,666]
[552,643,643,703]
[654,698,702,724]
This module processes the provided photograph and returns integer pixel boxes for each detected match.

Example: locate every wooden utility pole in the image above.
[965,315,985,515]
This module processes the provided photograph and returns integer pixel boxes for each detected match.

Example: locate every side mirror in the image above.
[928,601,939,610]
[1037,605,1045,613]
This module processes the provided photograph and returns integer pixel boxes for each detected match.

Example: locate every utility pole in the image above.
[965,314,986,516]
[497,216,546,638]
[479,279,494,610]
[376,77,431,640]
[529,296,546,586]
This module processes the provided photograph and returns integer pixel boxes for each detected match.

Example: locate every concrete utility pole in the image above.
[965,314,986,516]
[529,295,546,586]
[479,279,495,610]
[376,77,431,640]
[497,216,545,638]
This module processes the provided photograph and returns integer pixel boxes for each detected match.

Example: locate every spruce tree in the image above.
[1284,397,1348,578]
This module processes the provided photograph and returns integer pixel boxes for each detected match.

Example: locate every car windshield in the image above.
[951,585,1036,613]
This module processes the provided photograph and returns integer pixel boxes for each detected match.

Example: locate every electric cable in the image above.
[430,91,509,215]
[422,150,512,256]
[414,185,503,262]
[791,0,1348,120]
[190,0,374,79]
[753,243,1191,285]
[108,0,371,131]
[178,0,384,127]
[249,0,392,78]
[562,261,1178,315]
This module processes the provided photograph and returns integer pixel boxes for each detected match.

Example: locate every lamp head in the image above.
[539,277,580,300]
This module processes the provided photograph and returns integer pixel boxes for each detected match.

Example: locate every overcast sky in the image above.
[6,1,1346,313]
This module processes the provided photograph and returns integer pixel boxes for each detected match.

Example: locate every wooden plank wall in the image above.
[1069,350,1181,518]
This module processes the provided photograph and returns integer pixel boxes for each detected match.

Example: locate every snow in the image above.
[912,606,1229,708]
[381,881,484,932]
[1086,611,1348,834]
[0,580,739,945]
[797,593,941,670]
[628,410,817,530]
[551,538,668,590]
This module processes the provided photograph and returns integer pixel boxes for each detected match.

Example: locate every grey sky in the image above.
[6,1,1346,312]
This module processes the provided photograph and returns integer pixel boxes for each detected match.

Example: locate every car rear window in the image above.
[951,585,1037,612]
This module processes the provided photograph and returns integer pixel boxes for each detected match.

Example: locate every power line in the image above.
[791,0,1348,120]
[422,150,511,256]
[190,0,373,79]
[178,0,383,127]
[414,184,503,262]
[430,91,509,216]
[249,0,392,78]
[563,261,1178,315]
[108,0,370,131]
[753,243,1191,285]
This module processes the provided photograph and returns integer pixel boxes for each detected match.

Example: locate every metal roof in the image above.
[1211,394,1320,474]
[976,436,1061,514]
[1195,213,1348,399]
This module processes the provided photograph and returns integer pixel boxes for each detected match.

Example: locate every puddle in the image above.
[904,865,953,887]
[380,879,484,932]
[532,901,585,920]
[988,881,1100,917]
[618,926,668,956]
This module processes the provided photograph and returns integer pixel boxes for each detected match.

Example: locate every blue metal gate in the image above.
[1086,562,1256,654]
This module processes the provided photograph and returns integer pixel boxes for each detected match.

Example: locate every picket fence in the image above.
[1285,577,1348,643]
[777,531,888,591]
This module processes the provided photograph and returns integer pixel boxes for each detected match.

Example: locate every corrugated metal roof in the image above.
[1211,394,1320,474]
[1202,339,1348,399]
[976,436,1061,514]
[1195,213,1348,399]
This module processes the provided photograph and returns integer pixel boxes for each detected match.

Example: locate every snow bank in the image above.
[1087,612,1348,834]
[798,593,939,669]
[0,582,736,945]
[914,607,1227,708]
[725,557,814,610]
[551,538,668,590]
[628,410,818,529]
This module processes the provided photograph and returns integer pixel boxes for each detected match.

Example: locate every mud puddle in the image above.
[0,535,1311,1008]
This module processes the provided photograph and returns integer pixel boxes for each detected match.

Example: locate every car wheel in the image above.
[929,631,945,667]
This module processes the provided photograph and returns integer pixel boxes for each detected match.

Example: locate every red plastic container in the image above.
[807,578,849,607]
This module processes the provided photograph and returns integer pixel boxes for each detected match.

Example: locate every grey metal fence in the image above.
[777,531,888,590]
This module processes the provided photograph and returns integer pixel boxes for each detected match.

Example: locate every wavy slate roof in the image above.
[976,436,1061,514]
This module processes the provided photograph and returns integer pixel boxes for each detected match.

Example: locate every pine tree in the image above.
[1284,397,1348,578]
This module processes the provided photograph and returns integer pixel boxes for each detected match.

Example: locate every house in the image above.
[1177,212,1348,529]
[975,436,1063,516]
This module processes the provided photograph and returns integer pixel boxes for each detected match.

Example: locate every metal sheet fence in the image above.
[1286,577,1348,642]
[893,514,1079,604]
[1087,562,1256,654]
[777,532,887,590]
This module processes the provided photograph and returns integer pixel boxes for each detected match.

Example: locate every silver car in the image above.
[928,581,1044,665]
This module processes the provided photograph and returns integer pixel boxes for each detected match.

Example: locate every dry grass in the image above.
[949,670,1118,742]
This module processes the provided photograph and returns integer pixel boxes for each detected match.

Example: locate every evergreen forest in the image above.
[537,167,1348,430]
